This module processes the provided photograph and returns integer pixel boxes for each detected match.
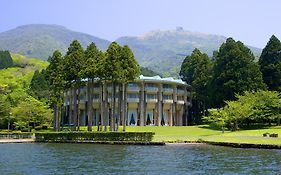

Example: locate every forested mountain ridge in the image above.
[116,28,261,77]
[0,24,110,60]
[0,24,262,77]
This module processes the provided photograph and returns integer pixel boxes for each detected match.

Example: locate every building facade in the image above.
[63,75,192,127]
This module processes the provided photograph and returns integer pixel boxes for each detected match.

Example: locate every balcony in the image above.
[127,98,139,103]
[146,98,157,103]
[177,100,185,105]
[127,86,140,92]
[177,89,185,94]
[145,86,158,92]
[163,88,174,93]
[163,99,173,104]
[93,99,100,103]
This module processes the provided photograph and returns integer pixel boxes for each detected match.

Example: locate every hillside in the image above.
[0,24,110,60]
[0,25,262,77]
[0,53,48,94]
[116,28,262,77]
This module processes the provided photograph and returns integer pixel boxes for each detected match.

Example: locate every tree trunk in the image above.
[53,104,58,131]
[116,84,121,131]
[77,87,81,131]
[73,86,78,130]
[122,83,127,132]
[110,82,116,132]
[103,82,108,132]
[87,80,93,132]
[57,104,61,132]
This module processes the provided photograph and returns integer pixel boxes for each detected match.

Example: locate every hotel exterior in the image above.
[63,75,192,127]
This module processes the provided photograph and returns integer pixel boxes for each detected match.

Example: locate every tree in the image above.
[0,50,13,69]
[29,69,50,101]
[81,42,104,131]
[259,35,281,92]
[46,50,65,131]
[102,43,140,131]
[180,48,212,124]
[0,94,11,129]
[119,45,140,131]
[210,38,266,107]
[204,90,281,130]
[103,42,123,131]
[63,40,85,130]
[12,96,52,130]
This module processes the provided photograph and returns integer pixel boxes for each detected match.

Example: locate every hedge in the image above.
[35,132,155,142]
[0,132,33,139]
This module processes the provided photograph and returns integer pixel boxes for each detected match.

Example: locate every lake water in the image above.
[0,143,281,175]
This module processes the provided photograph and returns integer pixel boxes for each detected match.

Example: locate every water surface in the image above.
[0,143,280,174]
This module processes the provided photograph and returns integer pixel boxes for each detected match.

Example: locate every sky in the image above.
[1,0,281,48]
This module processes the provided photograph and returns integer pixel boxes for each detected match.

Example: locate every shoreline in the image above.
[1,139,281,149]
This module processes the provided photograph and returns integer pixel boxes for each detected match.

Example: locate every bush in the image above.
[42,125,48,130]
[35,132,155,142]
[21,128,30,132]
[35,126,42,131]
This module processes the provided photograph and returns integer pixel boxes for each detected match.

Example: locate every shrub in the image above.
[42,125,48,130]
[35,126,42,131]
[35,132,155,142]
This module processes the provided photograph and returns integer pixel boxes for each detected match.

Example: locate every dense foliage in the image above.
[259,35,281,92]
[35,132,154,142]
[210,38,265,107]
[0,50,14,69]
[180,49,212,123]
[204,90,281,130]
[180,36,280,125]
[0,53,51,130]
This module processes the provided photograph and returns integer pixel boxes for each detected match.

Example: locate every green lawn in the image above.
[3,125,281,145]
[78,125,281,144]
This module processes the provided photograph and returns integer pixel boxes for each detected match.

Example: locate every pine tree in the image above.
[29,69,50,101]
[82,42,104,131]
[0,50,13,69]
[180,48,212,123]
[210,38,266,107]
[259,35,281,92]
[63,40,85,130]
[46,50,65,131]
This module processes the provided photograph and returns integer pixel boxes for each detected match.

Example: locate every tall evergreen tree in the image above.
[210,38,265,107]
[259,35,281,92]
[0,50,13,69]
[63,40,85,130]
[119,45,140,131]
[29,69,50,101]
[46,50,65,131]
[180,48,212,124]
[103,42,123,131]
[82,42,104,131]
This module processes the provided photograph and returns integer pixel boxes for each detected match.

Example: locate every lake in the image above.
[0,143,280,175]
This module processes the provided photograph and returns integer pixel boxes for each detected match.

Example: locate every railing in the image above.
[163,88,173,93]
[146,99,158,103]
[177,89,185,94]
[127,86,140,92]
[163,99,173,103]
[127,98,140,102]
[177,100,185,104]
[145,87,158,92]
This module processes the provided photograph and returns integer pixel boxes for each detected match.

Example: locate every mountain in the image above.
[0,24,110,60]
[0,25,262,77]
[116,27,262,77]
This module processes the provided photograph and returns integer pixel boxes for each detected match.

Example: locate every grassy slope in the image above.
[78,125,281,145]
[0,53,48,96]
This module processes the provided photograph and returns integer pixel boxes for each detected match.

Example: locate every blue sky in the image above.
[1,0,281,48]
